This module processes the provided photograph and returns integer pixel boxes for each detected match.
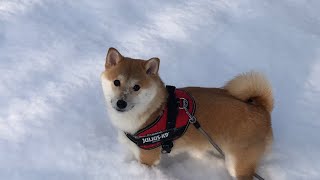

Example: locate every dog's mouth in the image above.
[115,108,126,112]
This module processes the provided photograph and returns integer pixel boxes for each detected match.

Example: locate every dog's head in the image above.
[101,48,166,132]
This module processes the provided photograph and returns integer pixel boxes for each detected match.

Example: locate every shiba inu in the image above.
[101,47,273,180]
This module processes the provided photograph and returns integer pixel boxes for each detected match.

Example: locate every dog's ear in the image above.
[145,58,160,75]
[105,47,123,69]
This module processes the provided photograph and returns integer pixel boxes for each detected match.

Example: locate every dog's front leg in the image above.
[139,148,161,166]
[118,131,141,161]
[118,131,161,166]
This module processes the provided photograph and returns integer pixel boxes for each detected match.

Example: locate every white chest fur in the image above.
[118,131,140,160]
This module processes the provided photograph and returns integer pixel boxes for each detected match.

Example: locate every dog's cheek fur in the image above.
[101,74,113,102]
[134,84,158,111]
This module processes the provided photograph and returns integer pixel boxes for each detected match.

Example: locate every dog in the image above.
[101,47,273,180]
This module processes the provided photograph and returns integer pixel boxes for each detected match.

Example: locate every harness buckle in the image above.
[161,141,173,154]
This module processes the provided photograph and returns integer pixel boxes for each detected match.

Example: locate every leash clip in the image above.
[178,98,198,124]
[189,116,197,124]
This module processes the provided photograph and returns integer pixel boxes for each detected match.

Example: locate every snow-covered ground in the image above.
[1,0,320,179]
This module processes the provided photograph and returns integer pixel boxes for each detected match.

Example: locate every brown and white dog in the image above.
[101,48,273,180]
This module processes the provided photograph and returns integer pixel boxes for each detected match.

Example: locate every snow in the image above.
[1,0,320,179]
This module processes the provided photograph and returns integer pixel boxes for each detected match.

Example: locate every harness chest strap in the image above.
[125,85,196,153]
[161,85,177,153]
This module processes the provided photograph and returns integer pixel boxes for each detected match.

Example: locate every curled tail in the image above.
[224,71,274,112]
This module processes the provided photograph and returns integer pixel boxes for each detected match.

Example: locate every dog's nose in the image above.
[116,100,127,109]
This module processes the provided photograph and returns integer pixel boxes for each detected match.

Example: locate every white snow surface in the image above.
[1,0,320,179]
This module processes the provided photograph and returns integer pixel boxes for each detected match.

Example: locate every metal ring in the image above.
[178,98,188,109]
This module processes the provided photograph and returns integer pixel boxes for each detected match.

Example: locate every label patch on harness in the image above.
[142,132,170,144]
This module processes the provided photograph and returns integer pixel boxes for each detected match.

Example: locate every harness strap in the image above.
[161,85,178,153]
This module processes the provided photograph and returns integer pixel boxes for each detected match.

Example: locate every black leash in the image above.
[179,98,264,180]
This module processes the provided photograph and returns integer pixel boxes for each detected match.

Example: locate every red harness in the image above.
[126,86,196,152]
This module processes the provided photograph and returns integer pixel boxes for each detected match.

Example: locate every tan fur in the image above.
[101,48,274,180]
[224,71,274,112]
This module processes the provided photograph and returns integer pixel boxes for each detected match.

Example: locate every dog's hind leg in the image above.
[226,153,256,180]
[226,144,266,180]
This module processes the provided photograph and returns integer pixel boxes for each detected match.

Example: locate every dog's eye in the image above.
[133,85,140,91]
[114,80,120,87]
